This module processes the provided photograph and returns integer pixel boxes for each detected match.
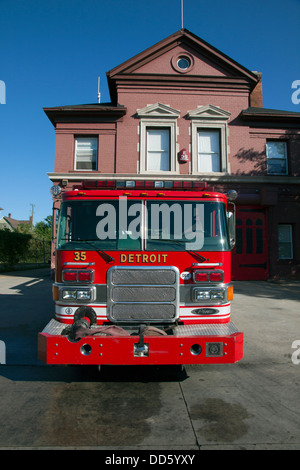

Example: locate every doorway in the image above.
[232,206,269,280]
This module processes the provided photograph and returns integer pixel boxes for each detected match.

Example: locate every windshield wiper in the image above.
[188,252,208,262]
[73,239,115,263]
[148,238,208,262]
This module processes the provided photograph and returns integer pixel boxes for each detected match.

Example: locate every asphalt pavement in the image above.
[0,268,300,451]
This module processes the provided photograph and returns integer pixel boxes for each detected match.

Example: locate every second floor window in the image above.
[75,137,98,171]
[188,105,230,175]
[146,128,170,171]
[266,141,287,175]
[137,103,180,174]
[197,129,221,172]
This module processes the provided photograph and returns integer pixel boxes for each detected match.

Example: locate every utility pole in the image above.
[30,203,34,228]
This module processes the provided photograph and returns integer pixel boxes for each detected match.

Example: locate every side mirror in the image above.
[227,204,236,250]
[52,204,60,242]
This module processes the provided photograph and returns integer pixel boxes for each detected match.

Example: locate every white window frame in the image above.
[137,103,180,174]
[197,129,221,173]
[146,127,171,172]
[266,141,288,175]
[278,224,293,260]
[74,136,98,171]
[188,105,230,175]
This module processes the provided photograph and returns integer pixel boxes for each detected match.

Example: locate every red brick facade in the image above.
[45,29,300,280]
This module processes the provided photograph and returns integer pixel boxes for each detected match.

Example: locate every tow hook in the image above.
[134,324,149,357]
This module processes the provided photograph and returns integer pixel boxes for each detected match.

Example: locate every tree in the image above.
[16,222,32,234]
[34,215,52,240]
[0,229,32,267]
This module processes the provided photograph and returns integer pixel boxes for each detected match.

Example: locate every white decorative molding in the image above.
[188,105,231,175]
[137,103,180,175]
[137,103,180,119]
[187,104,231,120]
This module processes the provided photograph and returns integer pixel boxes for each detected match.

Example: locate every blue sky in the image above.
[0,0,299,224]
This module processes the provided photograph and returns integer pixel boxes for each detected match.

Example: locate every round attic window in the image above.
[177,56,191,70]
[171,52,194,73]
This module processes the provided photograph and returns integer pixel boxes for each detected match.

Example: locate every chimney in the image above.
[250,72,263,107]
[8,213,11,218]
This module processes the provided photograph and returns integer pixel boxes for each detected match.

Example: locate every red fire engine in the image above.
[38,180,243,366]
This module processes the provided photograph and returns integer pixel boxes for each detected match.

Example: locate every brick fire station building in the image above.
[44,29,300,280]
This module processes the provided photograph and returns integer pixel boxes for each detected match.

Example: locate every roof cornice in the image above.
[43,104,127,126]
[240,107,300,123]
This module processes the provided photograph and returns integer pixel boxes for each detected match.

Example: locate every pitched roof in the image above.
[44,29,260,121]
[108,29,258,79]
[1,216,31,230]
[106,28,259,102]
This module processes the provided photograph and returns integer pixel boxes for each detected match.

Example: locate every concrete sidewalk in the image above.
[232,280,300,365]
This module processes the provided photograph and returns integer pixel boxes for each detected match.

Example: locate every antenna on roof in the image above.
[181,0,184,29]
[97,77,101,103]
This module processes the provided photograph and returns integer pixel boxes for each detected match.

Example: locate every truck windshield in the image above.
[56,199,230,251]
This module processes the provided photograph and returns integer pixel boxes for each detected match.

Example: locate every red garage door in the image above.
[232,206,269,281]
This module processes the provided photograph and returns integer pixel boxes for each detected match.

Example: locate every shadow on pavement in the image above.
[0,267,51,278]
[0,269,53,366]
[0,364,188,383]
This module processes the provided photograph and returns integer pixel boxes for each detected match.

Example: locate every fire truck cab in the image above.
[38,180,243,366]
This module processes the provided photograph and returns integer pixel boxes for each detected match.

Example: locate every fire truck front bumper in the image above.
[38,320,243,365]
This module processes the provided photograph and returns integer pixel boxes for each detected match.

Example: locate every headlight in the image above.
[62,290,77,300]
[194,290,210,300]
[61,288,92,301]
[210,289,225,300]
[193,287,226,302]
[77,290,91,300]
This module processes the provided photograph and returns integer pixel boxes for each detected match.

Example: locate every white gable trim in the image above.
[187,104,231,120]
[137,103,180,119]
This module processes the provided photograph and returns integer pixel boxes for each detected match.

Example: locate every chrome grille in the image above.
[111,269,176,285]
[107,266,179,323]
[112,286,176,302]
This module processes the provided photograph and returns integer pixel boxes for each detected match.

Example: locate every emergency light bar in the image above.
[79,180,208,190]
